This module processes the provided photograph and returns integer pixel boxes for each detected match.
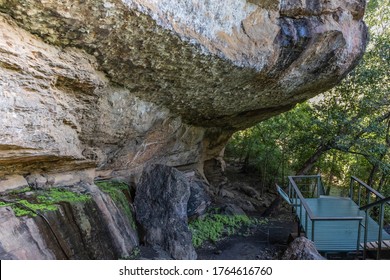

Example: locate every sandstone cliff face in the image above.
[0,0,367,180]
[0,14,205,179]
[0,0,367,259]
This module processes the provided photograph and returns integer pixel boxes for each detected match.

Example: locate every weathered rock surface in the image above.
[0,184,138,259]
[134,164,197,260]
[282,237,326,260]
[186,172,211,218]
[0,0,367,181]
[0,13,205,179]
[0,0,367,128]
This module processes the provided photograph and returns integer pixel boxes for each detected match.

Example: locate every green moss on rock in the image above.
[95,181,136,230]
[37,188,90,204]
[0,187,91,217]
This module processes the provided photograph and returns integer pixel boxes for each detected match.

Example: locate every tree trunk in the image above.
[377,173,387,193]
[296,144,332,175]
[367,118,390,187]
[367,163,379,187]
[326,151,337,195]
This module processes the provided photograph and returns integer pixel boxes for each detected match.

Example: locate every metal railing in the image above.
[288,174,326,199]
[288,175,363,246]
[349,176,386,207]
[350,176,390,259]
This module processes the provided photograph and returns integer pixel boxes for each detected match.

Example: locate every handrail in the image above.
[276,184,292,205]
[290,174,325,197]
[351,176,385,199]
[287,175,388,259]
[350,176,389,259]
[289,175,364,246]
[290,175,321,179]
[288,176,363,221]
[288,176,316,218]
[312,216,363,221]
[360,196,390,211]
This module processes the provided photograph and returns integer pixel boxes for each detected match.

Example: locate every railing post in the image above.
[300,197,303,222]
[358,183,362,207]
[357,220,361,256]
[349,177,354,200]
[305,211,308,235]
[320,176,325,195]
[311,220,315,241]
[317,175,320,197]
[294,190,297,213]
[377,204,385,260]
[363,210,369,259]
[366,190,371,208]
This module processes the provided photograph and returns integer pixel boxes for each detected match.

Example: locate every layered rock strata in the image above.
[0,0,367,179]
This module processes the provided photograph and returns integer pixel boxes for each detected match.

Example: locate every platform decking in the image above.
[282,175,390,258]
[295,196,390,252]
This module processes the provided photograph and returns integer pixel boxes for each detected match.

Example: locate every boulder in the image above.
[223,203,247,216]
[237,183,261,200]
[134,164,197,260]
[0,183,139,259]
[282,237,326,260]
[187,177,211,218]
[218,188,236,199]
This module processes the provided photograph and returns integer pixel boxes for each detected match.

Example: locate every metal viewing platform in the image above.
[277,175,390,259]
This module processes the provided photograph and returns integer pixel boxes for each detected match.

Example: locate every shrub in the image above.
[189,214,266,248]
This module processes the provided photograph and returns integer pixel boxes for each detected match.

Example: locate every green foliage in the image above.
[226,103,315,186]
[12,207,35,217]
[189,214,265,248]
[385,206,390,226]
[0,188,91,217]
[12,200,58,217]
[95,180,136,230]
[37,188,90,204]
[95,180,129,194]
[0,201,11,207]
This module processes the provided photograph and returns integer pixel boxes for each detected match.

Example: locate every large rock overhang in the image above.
[0,0,367,178]
[0,0,367,130]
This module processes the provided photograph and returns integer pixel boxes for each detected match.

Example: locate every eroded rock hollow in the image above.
[0,0,367,259]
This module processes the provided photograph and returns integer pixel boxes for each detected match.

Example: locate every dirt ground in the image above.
[195,210,296,260]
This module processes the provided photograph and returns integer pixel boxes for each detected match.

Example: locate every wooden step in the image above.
[361,240,390,251]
